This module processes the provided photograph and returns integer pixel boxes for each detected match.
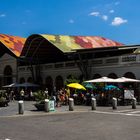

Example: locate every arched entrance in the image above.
[3,65,13,85]
[19,77,25,83]
[123,72,138,99]
[27,77,33,83]
[36,76,43,85]
[123,72,136,79]
[45,76,53,96]
[108,73,118,79]
[93,73,101,79]
[55,75,64,90]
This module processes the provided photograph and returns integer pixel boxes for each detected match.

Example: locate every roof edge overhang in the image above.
[0,42,18,58]
[73,44,140,54]
[21,34,71,57]
[0,33,26,57]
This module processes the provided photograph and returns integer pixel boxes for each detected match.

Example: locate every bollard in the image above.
[69,98,74,111]
[91,98,96,110]
[112,97,117,110]
[44,99,50,112]
[132,98,136,109]
[18,100,24,114]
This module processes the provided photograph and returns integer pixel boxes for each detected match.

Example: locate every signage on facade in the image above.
[49,100,55,111]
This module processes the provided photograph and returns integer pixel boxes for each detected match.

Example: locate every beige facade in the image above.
[0,51,140,91]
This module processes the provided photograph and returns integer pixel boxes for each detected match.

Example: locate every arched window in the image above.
[123,72,136,79]
[27,77,33,83]
[45,76,53,96]
[123,72,136,91]
[19,77,25,83]
[108,73,118,79]
[93,74,101,79]
[3,65,13,85]
[55,75,64,90]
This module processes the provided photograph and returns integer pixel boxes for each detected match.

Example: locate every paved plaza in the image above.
[0,101,140,140]
[1,101,140,117]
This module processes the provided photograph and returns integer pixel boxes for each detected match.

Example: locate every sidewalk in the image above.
[0,101,140,117]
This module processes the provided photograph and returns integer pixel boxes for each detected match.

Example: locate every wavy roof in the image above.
[41,34,124,53]
[0,33,124,58]
[0,34,26,57]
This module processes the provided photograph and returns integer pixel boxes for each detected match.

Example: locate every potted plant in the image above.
[33,90,47,111]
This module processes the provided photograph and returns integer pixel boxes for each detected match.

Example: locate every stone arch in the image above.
[45,76,53,96]
[55,75,64,90]
[123,72,137,96]
[27,77,33,83]
[35,76,43,85]
[19,77,25,83]
[123,72,136,79]
[93,73,101,79]
[3,65,13,85]
[108,73,118,79]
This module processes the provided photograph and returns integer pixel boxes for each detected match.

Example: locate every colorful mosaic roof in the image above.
[0,34,26,57]
[41,34,124,53]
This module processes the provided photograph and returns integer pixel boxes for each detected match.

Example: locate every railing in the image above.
[18,54,140,72]
[121,55,137,63]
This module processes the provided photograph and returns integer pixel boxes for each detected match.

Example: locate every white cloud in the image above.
[89,11,108,21]
[111,17,127,26]
[109,10,114,13]
[89,11,100,16]
[115,1,120,5]
[102,15,108,21]
[69,19,74,23]
[0,14,6,17]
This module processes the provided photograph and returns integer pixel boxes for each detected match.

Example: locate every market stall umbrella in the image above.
[115,77,140,83]
[67,83,86,90]
[2,83,19,88]
[84,77,118,83]
[13,82,39,87]
[104,85,120,90]
[83,83,97,90]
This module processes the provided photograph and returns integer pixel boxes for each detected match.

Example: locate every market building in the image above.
[0,33,140,94]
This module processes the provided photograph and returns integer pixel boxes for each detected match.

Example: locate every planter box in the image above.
[34,103,45,111]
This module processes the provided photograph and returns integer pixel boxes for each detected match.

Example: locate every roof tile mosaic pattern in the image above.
[0,34,26,56]
[41,34,124,53]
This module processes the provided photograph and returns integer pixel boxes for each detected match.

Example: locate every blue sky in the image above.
[0,0,139,45]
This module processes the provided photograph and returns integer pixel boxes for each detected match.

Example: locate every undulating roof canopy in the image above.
[0,34,26,57]
[21,34,124,63]
[41,34,123,52]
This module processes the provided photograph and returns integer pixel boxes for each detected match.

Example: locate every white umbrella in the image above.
[84,76,117,83]
[84,76,140,83]
[115,77,140,83]
[2,83,18,88]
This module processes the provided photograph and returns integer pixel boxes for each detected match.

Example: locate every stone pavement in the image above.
[1,101,140,117]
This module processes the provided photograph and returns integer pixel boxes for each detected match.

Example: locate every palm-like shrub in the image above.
[33,90,46,104]
[33,90,47,111]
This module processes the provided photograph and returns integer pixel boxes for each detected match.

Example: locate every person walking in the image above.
[20,89,25,100]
